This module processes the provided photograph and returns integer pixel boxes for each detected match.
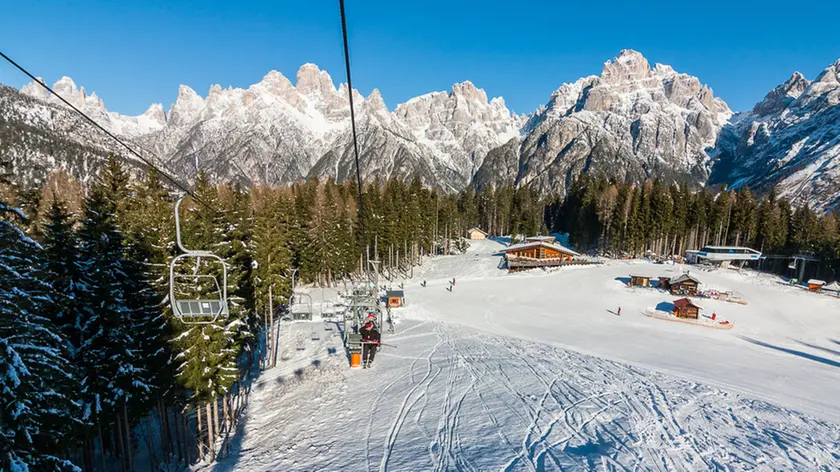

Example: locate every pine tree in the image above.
[1,194,81,471]
[76,182,150,466]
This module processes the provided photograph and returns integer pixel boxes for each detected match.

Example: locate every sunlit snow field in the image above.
[204,239,840,471]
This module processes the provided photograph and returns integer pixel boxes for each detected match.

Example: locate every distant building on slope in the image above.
[386,290,405,308]
[629,275,651,287]
[672,298,701,319]
[663,273,702,296]
[467,227,488,240]
[689,246,762,267]
[497,240,579,272]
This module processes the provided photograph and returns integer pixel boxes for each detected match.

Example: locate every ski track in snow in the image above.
[205,240,840,472]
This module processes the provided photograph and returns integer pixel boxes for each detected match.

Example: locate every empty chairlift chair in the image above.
[169,195,230,325]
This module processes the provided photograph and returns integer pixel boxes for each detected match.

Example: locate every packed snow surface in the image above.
[207,240,840,471]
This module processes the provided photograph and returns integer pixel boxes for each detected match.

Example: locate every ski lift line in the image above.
[0,49,216,212]
[338,0,369,280]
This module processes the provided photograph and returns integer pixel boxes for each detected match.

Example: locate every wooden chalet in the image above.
[807,279,826,292]
[467,227,488,240]
[629,275,651,287]
[386,290,405,308]
[667,273,701,296]
[672,298,701,319]
[498,241,579,272]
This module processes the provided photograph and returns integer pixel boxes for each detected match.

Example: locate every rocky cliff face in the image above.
[709,60,840,211]
[473,50,732,194]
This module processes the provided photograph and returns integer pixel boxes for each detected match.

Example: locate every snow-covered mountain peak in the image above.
[259,70,295,94]
[20,77,50,100]
[600,49,651,84]
[296,63,337,96]
[50,76,87,109]
[451,80,489,104]
[364,88,387,112]
[142,103,167,124]
[168,84,205,127]
[751,72,811,117]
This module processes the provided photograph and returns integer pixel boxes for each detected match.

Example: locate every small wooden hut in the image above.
[629,275,651,287]
[807,279,826,292]
[467,228,488,240]
[386,290,405,308]
[668,273,701,296]
[673,298,701,319]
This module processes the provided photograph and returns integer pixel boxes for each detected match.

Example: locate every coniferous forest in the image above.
[2,156,839,471]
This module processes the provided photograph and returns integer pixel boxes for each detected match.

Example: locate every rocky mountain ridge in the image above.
[3,50,840,211]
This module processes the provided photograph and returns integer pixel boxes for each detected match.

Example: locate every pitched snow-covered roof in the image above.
[524,235,556,242]
[670,273,701,284]
[673,298,702,310]
[498,241,579,256]
[807,279,826,285]
[467,227,488,235]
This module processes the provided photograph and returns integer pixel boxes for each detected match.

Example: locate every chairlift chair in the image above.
[169,195,229,325]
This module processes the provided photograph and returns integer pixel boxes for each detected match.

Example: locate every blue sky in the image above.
[2,0,838,116]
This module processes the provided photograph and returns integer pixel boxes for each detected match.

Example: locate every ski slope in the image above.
[208,239,840,471]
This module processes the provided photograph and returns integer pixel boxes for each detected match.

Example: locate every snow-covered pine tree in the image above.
[104,166,174,424]
[76,183,150,469]
[0,192,81,471]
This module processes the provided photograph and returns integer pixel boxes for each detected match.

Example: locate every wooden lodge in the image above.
[667,273,701,296]
[467,227,488,240]
[386,290,405,308]
[672,298,701,319]
[629,275,651,287]
[499,241,579,272]
[807,279,826,292]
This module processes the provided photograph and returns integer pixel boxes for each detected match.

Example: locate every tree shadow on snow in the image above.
[739,336,840,368]
[563,441,615,457]
[793,340,840,359]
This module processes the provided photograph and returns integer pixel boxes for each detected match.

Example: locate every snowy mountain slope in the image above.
[709,59,840,211]
[0,83,151,185]
[20,76,166,137]
[207,241,840,471]
[9,65,522,191]
[472,50,732,193]
[6,52,840,209]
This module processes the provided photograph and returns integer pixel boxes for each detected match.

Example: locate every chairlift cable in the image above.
[338,0,370,280]
[0,49,216,211]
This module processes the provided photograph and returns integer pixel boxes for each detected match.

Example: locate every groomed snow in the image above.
[206,239,840,471]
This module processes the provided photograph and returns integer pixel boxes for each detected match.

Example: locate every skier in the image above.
[360,322,381,368]
[617,306,621,316]
[421,280,427,287]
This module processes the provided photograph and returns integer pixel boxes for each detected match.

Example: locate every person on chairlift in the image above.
[360,322,381,368]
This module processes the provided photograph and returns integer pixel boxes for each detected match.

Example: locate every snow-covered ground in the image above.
[206,239,840,471]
